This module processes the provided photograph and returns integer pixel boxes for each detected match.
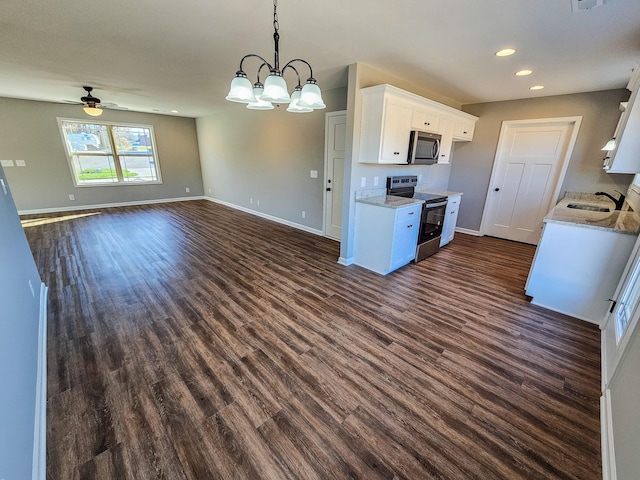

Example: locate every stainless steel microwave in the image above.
[407,130,441,165]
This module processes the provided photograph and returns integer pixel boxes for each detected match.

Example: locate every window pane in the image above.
[120,155,159,182]
[615,259,640,342]
[112,126,153,155]
[72,155,118,184]
[62,122,112,154]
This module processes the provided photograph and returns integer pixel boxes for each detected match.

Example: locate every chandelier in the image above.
[225,0,325,113]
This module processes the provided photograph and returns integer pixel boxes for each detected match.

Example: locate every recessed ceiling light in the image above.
[495,48,516,57]
[530,85,545,90]
[515,69,533,76]
[171,110,179,113]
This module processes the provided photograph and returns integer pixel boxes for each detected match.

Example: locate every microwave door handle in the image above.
[432,139,440,160]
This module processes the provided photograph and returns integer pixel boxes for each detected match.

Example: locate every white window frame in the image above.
[57,118,163,187]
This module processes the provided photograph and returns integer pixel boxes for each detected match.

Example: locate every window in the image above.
[58,119,162,186]
[614,258,640,343]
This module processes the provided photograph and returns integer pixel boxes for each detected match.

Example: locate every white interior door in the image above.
[482,117,581,244]
[324,112,346,240]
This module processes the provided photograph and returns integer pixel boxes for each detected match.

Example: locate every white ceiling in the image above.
[2,0,639,118]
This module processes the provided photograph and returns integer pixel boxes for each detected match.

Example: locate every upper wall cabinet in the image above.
[604,63,640,174]
[359,84,478,164]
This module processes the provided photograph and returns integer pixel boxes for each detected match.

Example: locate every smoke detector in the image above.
[571,0,604,12]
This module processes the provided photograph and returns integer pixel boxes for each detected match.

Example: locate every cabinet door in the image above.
[391,216,420,269]
[453,119,475,141]
[440,195,461,246]
[412,107,440,133]
[437,118,454,164]
[380,100,412,163]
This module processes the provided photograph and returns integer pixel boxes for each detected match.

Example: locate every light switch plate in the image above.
[1,160,14,167]
[373,176,379,186]
[310,170,318,178]
[15,160,26,167]
[360,177,366,188]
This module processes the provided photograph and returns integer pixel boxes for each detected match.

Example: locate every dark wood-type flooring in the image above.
[23,200,602,480]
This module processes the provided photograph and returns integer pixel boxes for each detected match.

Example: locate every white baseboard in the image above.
[529,298,601,325]
[338,256,354,266]
[455,227,481,236]
[32,282,48,480]
[601,390,617,480]
[204,196,325,237]
[18,196,205,215]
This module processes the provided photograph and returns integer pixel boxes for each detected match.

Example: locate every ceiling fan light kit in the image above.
[226,0,325,113]
[80,86,103,116]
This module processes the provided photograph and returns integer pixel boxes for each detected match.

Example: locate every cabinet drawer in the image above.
[447,196,460,207]
[395,204,422,222]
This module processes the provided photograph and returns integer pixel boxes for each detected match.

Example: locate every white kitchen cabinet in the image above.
[452,118,475,141]
[411,107,440,133]
[604,64,640,174]
[354,201,422,275]
[525,222,636,323]
[440,194,461,246]
[359,88,412,164]
[359,84,478,164]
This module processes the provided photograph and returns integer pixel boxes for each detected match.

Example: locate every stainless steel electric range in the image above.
[387,175,448,262]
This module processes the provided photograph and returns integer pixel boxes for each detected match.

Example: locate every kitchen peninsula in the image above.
[526,192,640,324]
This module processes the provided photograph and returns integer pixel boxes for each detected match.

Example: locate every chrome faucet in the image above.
[595,190,626,210]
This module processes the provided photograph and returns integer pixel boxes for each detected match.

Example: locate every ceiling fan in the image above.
[62,86,128,116]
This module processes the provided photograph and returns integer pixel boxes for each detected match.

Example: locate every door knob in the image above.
[494,187,500,192]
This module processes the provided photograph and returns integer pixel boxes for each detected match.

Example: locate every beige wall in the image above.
[0,97,203,212]
[196,86,347,232]
[451,89,633,232]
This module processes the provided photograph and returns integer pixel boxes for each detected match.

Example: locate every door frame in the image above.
[479,116,583,238]
[323,110,347,240]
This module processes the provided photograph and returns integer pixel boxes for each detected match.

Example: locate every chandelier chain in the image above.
[273,0,279,35]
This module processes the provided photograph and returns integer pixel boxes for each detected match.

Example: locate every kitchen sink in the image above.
[567,203,610,212]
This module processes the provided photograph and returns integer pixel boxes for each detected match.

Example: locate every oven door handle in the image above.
[423,200,448,209]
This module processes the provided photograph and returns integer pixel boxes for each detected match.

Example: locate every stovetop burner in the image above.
[386,175,448,203]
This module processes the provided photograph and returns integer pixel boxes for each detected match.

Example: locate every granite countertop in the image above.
[356,195,424,209]
[416,189,463,197]
[544,193,640,235]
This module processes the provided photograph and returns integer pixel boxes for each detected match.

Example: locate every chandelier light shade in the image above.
[287,87,313,113]
[247,85,275,110]
[225,74,255,103]
[226,0,324,113]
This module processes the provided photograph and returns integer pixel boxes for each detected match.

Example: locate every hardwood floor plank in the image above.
[23,200,602,479]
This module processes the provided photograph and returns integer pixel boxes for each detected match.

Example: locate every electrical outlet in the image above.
[69,194,75,201]
[310,170,318,178]
[360,177,366,188]
[374,176,379,186]
[15,160,26,167]
[257,200,260,206]
[1,160,14,167]
[302,211,306,219]
[208,188,212,194]
[418,174,422,182]
[185,187,190,193]
[250,198,253,204]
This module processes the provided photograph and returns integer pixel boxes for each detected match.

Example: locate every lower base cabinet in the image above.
[525,222,636,323]
[440,194,461,247]
[354,202,422,275]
